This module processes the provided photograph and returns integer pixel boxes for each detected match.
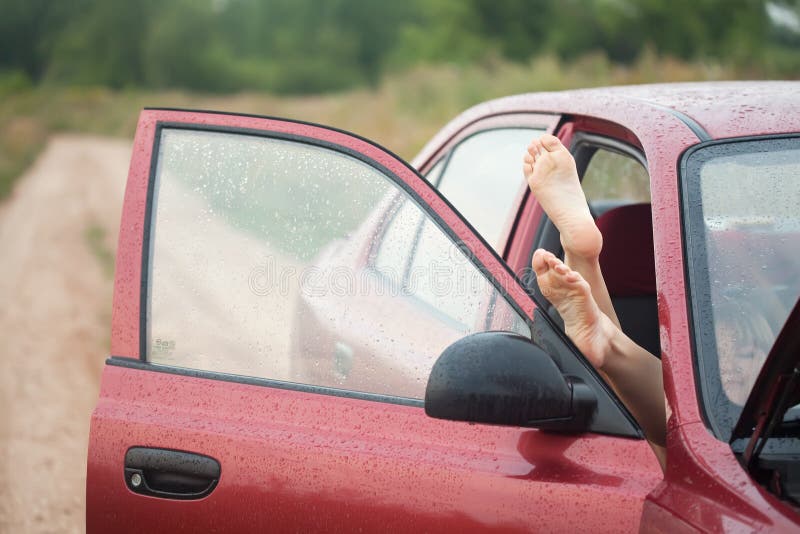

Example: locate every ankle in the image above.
[590,329,613,373]
[563,245,602,272]
[598,320,631,373]
[561,225,603,261]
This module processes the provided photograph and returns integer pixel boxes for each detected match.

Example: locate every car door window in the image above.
[147,127,530,400]
[423,157,445,185]
[578,142,659,354]
[374,203,501,331]
[528,136,660,360]
[372,194,422,287]
[581,146,650,214]
[435,128,544,251]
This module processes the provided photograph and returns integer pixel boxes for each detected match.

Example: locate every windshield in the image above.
[682,136,800,441]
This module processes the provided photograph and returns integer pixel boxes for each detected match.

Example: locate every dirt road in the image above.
[0,135,130,533]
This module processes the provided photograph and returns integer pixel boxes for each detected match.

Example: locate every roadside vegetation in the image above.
[0,50,791,201]
[2,0,799,199]
[84,223,115,279]
[4,0,798,94]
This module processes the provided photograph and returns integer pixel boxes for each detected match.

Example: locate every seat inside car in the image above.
[595,203,661,357]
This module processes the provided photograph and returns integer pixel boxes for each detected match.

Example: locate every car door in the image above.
[413,113,559,257]
[639,134,800,531]
[87,109,662,532]
[288,117,557,398]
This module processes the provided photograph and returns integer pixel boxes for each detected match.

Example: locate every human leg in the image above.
[532,249,666,463]
[523,134,620,328]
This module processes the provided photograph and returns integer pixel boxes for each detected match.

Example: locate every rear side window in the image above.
[435,128,544,251]
[374,199,514,331]
[146,128,530,400]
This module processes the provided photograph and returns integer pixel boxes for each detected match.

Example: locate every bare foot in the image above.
[523,135,602,259]
[532,248,616,369]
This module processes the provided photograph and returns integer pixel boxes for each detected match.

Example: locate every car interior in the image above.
[526,134,662,359]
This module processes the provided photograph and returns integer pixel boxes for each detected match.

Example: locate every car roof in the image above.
[495,81,800,140]
[566,81,799,139]
[412,81,799,170]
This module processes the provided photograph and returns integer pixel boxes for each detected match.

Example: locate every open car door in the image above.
[731,299,800,509]
[86,109,661,532]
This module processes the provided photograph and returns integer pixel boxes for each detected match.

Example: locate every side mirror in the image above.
[424,332,596,432]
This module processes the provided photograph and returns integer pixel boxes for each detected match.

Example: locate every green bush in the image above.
[0,70,32,97]
[2,0,798,94]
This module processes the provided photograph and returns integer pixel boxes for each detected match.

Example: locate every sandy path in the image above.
[0,133,305,532]
[0,135,130,533]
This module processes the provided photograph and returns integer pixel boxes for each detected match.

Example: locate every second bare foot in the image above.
[532,248,616,369]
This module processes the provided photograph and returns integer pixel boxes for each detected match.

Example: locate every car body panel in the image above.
[641,421,798,532]
[89,108,662,532]
[88,363,661,532]
[90,83,800,531]
[569,81,800,140]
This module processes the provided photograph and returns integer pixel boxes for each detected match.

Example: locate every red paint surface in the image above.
[93,83,800,531]
[505,189,541,276]
[642,422,799,532]
[87,365,660,533]
[109,113,155,359]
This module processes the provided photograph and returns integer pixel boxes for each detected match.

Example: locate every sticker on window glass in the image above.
[152,338,176,357]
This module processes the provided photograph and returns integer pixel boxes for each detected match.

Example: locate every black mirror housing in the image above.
[424,332,596,432]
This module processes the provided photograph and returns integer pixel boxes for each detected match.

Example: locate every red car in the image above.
[87,82,800,532]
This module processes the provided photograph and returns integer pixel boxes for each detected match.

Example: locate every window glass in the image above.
[436,128,544,251]
[683,137,800,440]
[148,128,530,400]
[424,157,445,186]
[372,195,422,286]
[406,216,489,329]
[375,195,527,334]
[582,148,650,212]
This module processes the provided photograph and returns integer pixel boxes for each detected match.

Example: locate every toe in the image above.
[522,162,533,179]
[545,254,561,269]
[531,249,550,276]
[540,134,563,152]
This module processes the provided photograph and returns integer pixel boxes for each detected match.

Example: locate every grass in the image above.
[0,116,47,199]
[84,223,115,279]
[0,51,794,202]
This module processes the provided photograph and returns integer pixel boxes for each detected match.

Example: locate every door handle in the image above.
[124,447,220,500]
